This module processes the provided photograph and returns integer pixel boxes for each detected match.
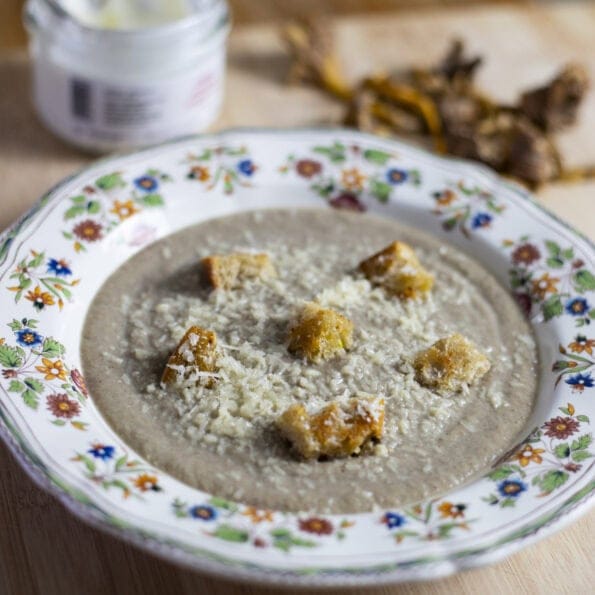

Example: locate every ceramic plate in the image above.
[0,129,593,587]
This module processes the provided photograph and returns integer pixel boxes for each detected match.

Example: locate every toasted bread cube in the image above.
[413,333,491,393]
[359,241,434,299]
[277,397,385,459]
[287,302,353,362]
[162,326,218,387]
[202,252,276,290]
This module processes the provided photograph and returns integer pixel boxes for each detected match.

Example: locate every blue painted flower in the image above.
[471,212,493,229]
[88,444,115,460]
[386,168,408,185]
[382,511,406,529]
[134,175,159,192]
[189,505,218,521]
[565,372,594,393]
[237,159,256,177]
[497,479,527,498]
[15,328,43,347]
[565,297,590,316]
[47,258,72,277]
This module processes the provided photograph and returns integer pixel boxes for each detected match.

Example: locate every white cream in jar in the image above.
[25,0,230,152]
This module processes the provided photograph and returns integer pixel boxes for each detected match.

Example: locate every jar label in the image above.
[32,50,225,150]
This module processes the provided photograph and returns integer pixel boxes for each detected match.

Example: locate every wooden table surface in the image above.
[1,3,594,594]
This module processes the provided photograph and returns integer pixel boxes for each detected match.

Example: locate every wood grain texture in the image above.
[0,3,594,594]
[0,1,530,49]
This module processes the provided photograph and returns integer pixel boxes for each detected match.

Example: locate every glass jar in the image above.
[24,0,230,152]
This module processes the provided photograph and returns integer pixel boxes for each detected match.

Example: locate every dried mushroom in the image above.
[359,241,434,299]
[413,333,491,394]
[520,64,589,132]
[277,397,385,460]
[287,302,353,362]
[282,22,592,188]
[202,252,276,290]
[162,326,218,388]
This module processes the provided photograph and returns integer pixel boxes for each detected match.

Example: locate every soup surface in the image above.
[82,209,538,513]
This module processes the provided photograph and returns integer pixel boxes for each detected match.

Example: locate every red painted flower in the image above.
[295,159,322,179]
[564,462,582,473]
[298,517,333,535]
[514,293,532,317]
[71,369,88,396]
[572,259,585,269]
[542,416,580,439]
[46,393,81,419]
[329,192,366,212]
[73,220,103,242]
[511,243,540,266]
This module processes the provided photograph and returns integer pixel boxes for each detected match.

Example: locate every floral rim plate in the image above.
[0,128,593,587]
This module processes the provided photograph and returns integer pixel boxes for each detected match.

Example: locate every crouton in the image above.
[161,326,218,387]
[413,333,491,393]
[277,397,385,459]
[202,252,276,290]
[359,241,434,299]
[287,302,353,362]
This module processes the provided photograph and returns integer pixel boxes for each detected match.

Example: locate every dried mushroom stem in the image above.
[557,165,595,184]
[363,76,447,153]
[282,20,352,101]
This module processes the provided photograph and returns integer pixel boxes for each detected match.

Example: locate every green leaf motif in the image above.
[288,536,317,548]
[104,479,130,494]
[535,470,569,494]
[570,434,592,451]
[363,148,392,165]
[8,380,24,393]
[574,270,595,292]
[22,389,39,409]
[544,240,561,258]
[115,455,128,471]
[552,361,572,372]
[0,345,24,368]
[576,415,590,423]
[488,466,515,481]
[561,248,574,260]
[95,173,125,190]
[542,294,563,321]
[313,142,346,163]
[28,252,44,268]
[64,205,86,220]
[87,201,101,214]
[370,179,392,203]
[208,496,238,512]
[51,419,67,426]
[501,498,516,508]
[8,319,23,332]
[78,454,96,474]
[212,525,249,543]
[24,378,44,393]
[140,194,164,207]
[553,443,570,459]
[546,257,564,269]
[442,217,458,231]
[71,195,86,204]
[41,338,65,358]
[571,450,592,462]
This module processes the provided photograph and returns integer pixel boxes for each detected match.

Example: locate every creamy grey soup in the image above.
[81,209,538,513]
